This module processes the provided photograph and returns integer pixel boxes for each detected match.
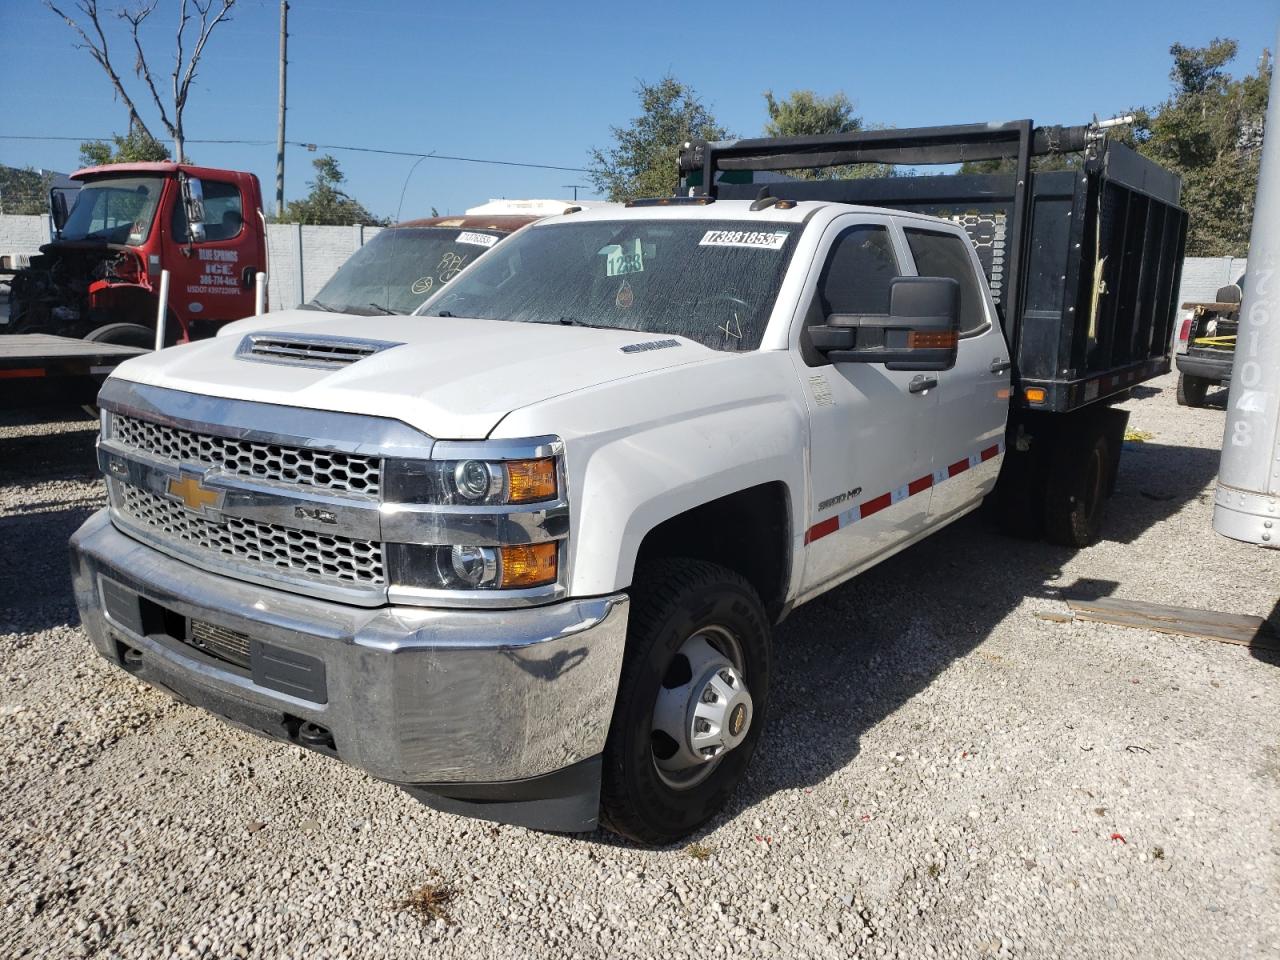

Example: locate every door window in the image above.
[802,223,901,365]
[172,180,244,242]
[817,224,900,316]
[903,228,988,335]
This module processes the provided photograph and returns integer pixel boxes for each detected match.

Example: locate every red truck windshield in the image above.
[60,176,165,246]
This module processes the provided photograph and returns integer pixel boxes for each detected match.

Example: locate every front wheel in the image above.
[84,322,155,349]
[600,559,771,844]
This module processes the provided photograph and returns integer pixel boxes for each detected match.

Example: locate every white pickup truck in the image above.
[71,122,1187,843]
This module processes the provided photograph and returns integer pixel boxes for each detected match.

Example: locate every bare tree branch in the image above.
[120,2,175,144]
[45,0,237,164]
[178,1,235,115]
[44,0,155,140]
[171,0,189,155]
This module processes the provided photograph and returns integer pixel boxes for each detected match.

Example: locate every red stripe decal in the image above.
[980,444,1000,462]
[805,516,839,544]
[907,474,933,496]
[0,368,46,379]
[860,492,893,519]
[947,458,969,478]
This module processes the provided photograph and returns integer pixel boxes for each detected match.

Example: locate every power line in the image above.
[0,134,597,174]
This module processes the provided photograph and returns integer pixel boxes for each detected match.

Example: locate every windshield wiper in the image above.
[303,300,341,312]
[557,316,614,330]
[366,302,396,315]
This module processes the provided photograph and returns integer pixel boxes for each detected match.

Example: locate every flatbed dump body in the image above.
[0,334,146,409]
[681,120,1189,413]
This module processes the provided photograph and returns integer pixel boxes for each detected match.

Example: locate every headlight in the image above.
[382,436,567,602]
[395,541,559,592]
[440,542,557,589]
[388,457,558,505]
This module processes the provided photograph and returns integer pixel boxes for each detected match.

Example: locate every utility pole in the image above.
[275,0,289,217]
[561,184,587,201]
[1214,22,1280,547]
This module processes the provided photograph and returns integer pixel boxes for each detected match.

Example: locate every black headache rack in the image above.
[678,121,1189,413]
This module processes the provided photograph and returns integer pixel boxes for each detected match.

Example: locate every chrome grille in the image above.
[118,485,385,586]
[111,413,381,496]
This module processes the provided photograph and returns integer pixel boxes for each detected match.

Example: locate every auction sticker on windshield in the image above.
[699,229,789,250]
[456,231,499,248]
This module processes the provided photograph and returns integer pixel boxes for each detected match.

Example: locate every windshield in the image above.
[60,176,165,246]
[304,227,509,315]
[415,219,801,351]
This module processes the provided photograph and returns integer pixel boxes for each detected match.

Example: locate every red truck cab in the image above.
[6,162,266,347]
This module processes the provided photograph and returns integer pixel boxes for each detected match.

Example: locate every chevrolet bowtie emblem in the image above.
[167,473,223,514]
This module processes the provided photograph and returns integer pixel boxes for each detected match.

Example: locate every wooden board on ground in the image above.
[1060,595,1278,651]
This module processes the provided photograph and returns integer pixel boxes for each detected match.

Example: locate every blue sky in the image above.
[1,0,1275,218]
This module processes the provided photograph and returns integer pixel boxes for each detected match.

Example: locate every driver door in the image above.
[793,216,941,599]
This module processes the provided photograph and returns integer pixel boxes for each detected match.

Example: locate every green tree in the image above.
[761,88,891,179]
[590,76,729,202]
[284,155,385,225]
[79,129,171,167]
[1134,38,1270,256]
[0,166,55,215]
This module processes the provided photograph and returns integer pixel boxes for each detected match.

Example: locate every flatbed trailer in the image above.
[0,334,146,410]
[679,120,1189,543]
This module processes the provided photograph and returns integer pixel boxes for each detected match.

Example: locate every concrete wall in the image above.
[1175,256,1248,308]
[0,214,381,310]
[263,222,384,309]
[0,214,52,259]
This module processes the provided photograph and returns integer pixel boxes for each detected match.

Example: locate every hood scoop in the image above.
[236,331,403,369]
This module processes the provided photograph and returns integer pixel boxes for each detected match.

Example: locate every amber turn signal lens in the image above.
[506,458,557,503]
[907,331,957,349]
[499,542,558,588]
[1024,387,1047,403]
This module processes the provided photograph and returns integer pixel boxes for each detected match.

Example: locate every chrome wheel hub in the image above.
[651,627,753,790]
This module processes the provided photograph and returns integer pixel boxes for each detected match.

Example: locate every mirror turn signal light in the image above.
[907,331,958,349]
[499,542,558,588]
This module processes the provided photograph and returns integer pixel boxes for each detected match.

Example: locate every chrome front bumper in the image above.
[71,509,628,827]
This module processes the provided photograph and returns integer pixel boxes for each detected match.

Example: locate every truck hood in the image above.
[109,310,714,438]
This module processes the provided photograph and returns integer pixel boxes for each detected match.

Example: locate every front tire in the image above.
[600,559,771,845]
[84,322,155,349]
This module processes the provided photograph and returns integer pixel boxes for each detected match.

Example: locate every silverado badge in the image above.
[166,472,224,516]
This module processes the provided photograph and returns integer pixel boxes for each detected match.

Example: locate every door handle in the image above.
[908,375,938,394]
[990,358,1012,374]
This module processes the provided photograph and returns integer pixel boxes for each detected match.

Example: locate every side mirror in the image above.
[810,276,961,371]
[49,187,74,235]
[180,174,206,243]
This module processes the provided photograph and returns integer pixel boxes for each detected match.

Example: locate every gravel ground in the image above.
[1,375,1278,960]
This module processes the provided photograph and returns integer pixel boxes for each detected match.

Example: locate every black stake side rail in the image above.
[678,121,1089,367]
[678,121,1189,415]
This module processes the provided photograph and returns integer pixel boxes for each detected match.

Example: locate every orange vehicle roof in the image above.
[391,214,542,231]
